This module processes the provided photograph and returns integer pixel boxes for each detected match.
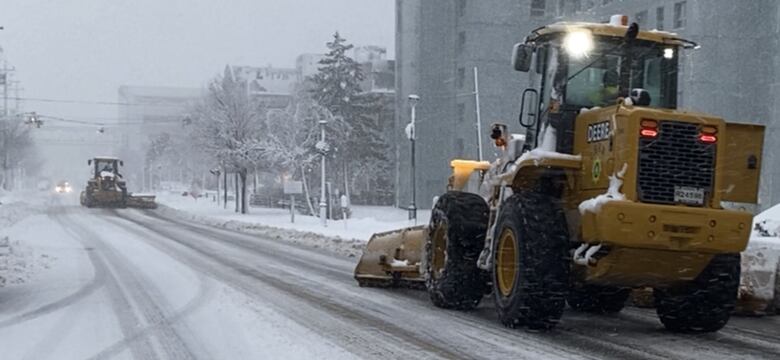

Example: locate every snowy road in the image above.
[1,201,779,359]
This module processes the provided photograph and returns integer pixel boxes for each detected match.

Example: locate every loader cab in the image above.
[89,157,123,179]
[514,18,693,153]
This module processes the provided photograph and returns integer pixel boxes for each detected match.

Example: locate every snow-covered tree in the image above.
[0,117,35,190]
[310,32,364,117]
[263,100,340,214]
[189,66,266,214]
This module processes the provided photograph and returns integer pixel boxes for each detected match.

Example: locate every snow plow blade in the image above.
[127,194,158,209]
[354,225,426,288]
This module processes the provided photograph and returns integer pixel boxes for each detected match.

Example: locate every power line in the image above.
[11,96,194,107]
[38,114,185,127]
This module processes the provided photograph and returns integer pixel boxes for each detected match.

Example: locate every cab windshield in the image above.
[562,37,678,109]
[95,159,116,173]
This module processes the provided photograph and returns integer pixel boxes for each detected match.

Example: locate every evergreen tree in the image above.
[308,32,395,205]
[310,32,364,118]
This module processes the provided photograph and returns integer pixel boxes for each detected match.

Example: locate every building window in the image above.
[674,1,686,29]
[656,7,665,30]
[457,103,466,123]
[457,67,465,88]
[557,0,565,17]
[635,10,648,28]
[603,0,613,5]
[531,0,545,17]
[573,0,582,13]
[456,0,466,17]
[455,138,465,157]
[457,31,466,54]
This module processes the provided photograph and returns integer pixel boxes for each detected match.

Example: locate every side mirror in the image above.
[88,160,92,166]
[511,43,534,72]
[120,160,124,167]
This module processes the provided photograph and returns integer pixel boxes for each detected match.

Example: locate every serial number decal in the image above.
[587,121,611,143]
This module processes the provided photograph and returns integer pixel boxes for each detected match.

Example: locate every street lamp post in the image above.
[406,94,420,223]
[317,119,329,227]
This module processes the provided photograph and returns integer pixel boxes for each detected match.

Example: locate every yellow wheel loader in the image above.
[80,157,157,209]
[354,17,765,332]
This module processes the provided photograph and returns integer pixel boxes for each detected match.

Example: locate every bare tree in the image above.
[189,66,265,214]
[0,117,35,191]
[263,100,348,214]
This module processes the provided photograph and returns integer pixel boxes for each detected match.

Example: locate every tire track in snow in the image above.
[51,209,158,360]
[135,208,780,360]
[619,308,780,358]
[110,210,475,360]
[0,208,105,329]
[55,208,202,360]
[137,210,681,360]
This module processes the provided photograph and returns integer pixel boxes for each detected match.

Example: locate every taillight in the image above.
[699,125,718,143]
[699,134,717,143]
[640,119,658,138]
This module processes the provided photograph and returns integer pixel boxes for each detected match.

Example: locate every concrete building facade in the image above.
[396,0,780,209]
[117,85,203,190]
[395,0,552,208]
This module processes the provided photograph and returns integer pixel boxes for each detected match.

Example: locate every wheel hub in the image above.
[496,229,518,297]
[431,223,448,279]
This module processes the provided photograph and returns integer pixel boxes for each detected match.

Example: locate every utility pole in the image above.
[406,94,420,224]
[317,119,329,227]
[473,67,484,161]
[2,61,8,118]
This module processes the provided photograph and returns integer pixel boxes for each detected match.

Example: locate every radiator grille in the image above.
[637,121,716,205]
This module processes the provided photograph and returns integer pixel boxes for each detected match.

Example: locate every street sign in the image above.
[283,180,303,195]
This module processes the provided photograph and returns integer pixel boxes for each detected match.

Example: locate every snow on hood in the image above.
[578,163,628,215]
[100,171,115,178]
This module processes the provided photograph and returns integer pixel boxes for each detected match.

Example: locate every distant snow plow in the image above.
[126,193,158,209]
[80,157,157,209]
[355,17,766,332]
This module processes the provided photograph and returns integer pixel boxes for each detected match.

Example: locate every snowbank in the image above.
[156,193,431,257]
[0,191,57,286]
[739,203,780,314]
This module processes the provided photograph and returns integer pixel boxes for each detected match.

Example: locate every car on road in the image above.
[55,180,72,193]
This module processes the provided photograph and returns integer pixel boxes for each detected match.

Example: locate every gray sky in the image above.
[0,0,395,120]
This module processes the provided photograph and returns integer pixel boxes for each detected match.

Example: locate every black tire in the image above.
[492,190,570,330]
[425,191,490,310]
[85,191,94,208]
[119,188,128,208]
[568,283,631,314]
[654,254,740,333]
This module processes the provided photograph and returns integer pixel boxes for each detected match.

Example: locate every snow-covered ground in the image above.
[157,192,430,243]
[0,192,778,359]
[740,203,780,314]
[0,193,359,359]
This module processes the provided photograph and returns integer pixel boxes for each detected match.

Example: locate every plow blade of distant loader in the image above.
[354,225,427,288]
[127,194,158,209]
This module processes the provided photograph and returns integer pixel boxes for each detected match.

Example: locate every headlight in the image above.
[563,30,594,59]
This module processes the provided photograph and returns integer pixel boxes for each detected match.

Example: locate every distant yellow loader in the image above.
[80,157,157,209]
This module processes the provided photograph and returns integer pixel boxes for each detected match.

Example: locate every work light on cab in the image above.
[563,30,594,59]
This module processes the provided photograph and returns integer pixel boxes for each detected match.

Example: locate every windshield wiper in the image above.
[566,42,625,82]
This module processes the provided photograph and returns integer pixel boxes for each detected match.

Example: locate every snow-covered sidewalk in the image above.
[156,192,429,242]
